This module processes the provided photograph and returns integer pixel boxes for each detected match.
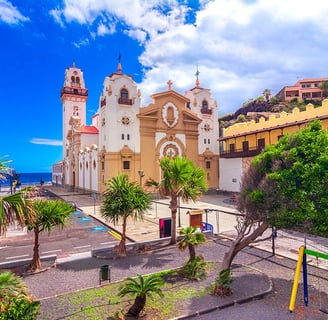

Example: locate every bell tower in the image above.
[61,61,88,158]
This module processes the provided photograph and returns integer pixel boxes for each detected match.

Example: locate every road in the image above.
[0,210,121,264]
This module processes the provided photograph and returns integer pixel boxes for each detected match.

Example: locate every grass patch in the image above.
[38,263,219,320]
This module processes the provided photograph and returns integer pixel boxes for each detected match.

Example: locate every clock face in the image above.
[121,116,130,125]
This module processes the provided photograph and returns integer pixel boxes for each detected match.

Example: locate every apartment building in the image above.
[276,78,328,102]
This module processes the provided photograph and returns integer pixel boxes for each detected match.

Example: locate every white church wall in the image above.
[219,158,242,192]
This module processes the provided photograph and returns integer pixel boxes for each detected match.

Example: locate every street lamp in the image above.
[138,169,145,186]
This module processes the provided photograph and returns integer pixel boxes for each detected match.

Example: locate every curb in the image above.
[172,265,273,320]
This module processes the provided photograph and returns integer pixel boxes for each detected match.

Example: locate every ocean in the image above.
[0,172,52,187]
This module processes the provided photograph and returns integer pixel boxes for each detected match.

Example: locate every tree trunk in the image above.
[170,194,178,245]
[127,296,146,317]
[221,221,269,271]
[118,216,127,257]
[29,228,41,271]
[189,243,196,261]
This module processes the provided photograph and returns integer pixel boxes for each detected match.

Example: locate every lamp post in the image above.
[138,169,145,186]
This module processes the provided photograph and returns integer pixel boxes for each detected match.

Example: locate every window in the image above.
[277,135,284,141]
[229,144,235,152]
[204,138,206,144]
[101,161,105,170]
[206,161,211,169]
[202,100,208,109]
[118,88,132,105]
[208,139,210,144]
[121,88,128,100]
[242,141,249,151]
[127,134,130,140]
[121,134,124,140]
[93,160,96,169]
[123,161,130,170]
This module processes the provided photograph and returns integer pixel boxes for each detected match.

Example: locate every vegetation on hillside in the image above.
[219,95,323,130]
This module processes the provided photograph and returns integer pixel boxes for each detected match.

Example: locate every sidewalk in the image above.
[5,186,328,319]
[45,185,328,270]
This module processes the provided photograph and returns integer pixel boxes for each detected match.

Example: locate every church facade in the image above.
[53,62,220,193]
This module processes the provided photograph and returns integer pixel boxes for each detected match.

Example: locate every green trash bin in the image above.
[99,264,110,284]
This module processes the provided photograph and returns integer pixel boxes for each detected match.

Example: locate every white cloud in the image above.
[49,0,328,114]
[73,37,90,48]
[30,138,62,146]
[0,0,29,25]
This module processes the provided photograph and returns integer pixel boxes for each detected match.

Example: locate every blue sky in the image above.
[1,0,328,173]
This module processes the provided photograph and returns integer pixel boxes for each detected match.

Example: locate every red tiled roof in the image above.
[80,125,98,134]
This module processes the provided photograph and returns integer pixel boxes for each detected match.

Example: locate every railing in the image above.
[118,97,132,105]
[201,108,212,115]
[220,146,264,158]
[61,87,88,97]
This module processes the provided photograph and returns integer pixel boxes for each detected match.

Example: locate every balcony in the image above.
[100,97,106,107]
[220,146,264,158]
[201,108,212,115]
[61,87,88,97]
[118,97,133,105]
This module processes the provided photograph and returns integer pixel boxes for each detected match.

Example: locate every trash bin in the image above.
[99,264,110,284]
[159,218,171,238]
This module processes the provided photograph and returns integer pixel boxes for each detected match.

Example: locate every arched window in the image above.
[202,100,208,110]
[71,76,75,83]
[119,88,132,105]
[76,77,80,84]
[121,89,128,100]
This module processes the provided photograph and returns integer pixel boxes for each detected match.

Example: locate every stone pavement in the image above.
[45,185,328,270]
[4,185,328,319]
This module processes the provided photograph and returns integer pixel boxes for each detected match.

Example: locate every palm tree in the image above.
[118,274,164,317]
[0,271,27,312]
[147,156,207,245]
[26,199,74,271]
[101,174,151,257]
[262,88,271,102]
[178,226,206,261]
[0,157,32,236]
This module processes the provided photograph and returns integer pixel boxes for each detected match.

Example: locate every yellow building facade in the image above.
[219,100,328,192]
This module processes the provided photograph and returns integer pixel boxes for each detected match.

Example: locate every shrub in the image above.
[210,268,233,297]
[182,255,206,280]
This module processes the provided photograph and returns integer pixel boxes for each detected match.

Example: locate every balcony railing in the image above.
[220,146,264,158]
[100,97,106,107]
[118,97,133,105]
[201,108,212,115]
[61,87,88,97]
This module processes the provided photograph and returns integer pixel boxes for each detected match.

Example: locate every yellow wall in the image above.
[222,100,328,150]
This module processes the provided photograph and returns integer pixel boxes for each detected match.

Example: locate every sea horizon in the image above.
[0,172,52,187]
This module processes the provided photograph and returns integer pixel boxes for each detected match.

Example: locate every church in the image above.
[52,61,220,194]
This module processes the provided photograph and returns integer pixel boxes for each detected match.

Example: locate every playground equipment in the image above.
[289,245,328,313]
